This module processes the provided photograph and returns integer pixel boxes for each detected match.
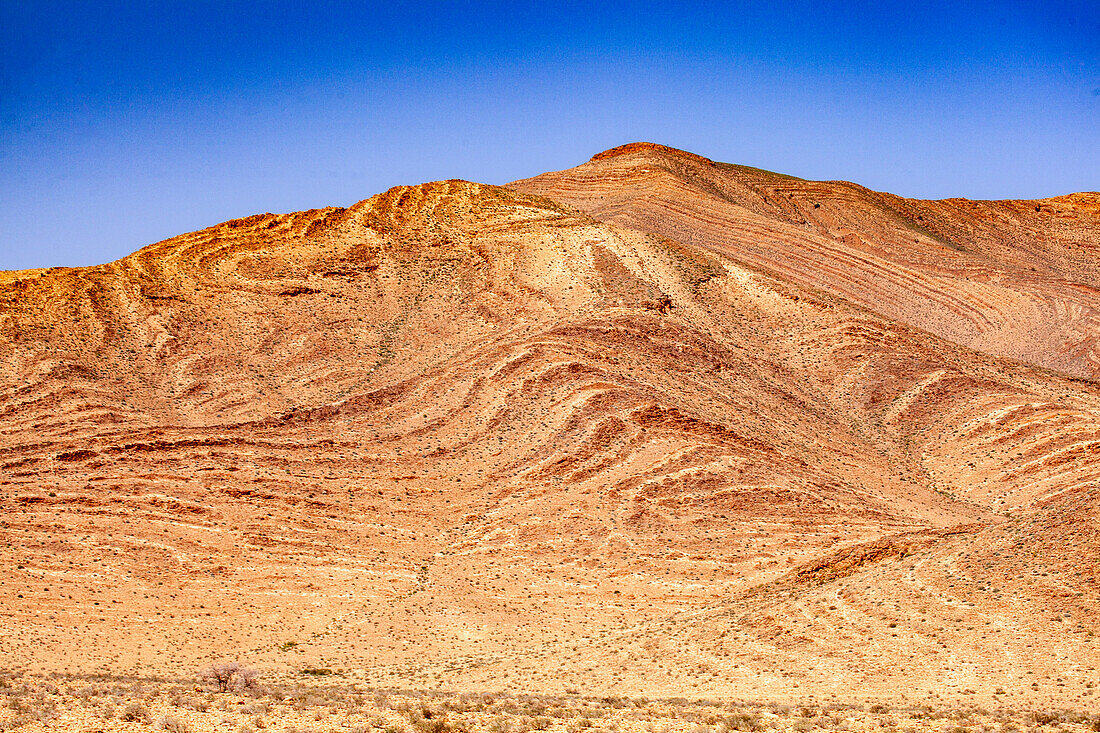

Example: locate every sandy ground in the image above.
[3,673,1098,733]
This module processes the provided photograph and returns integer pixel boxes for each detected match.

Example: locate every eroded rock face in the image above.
[1,156,1098,706]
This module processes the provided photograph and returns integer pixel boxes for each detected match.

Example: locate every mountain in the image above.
[2,149,1098,708]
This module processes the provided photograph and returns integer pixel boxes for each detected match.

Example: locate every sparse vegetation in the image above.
[197,660,262,693]
[1,673,1097,733]
[120,701,151,722]
[155,714,192,733]
[300,668,337,677]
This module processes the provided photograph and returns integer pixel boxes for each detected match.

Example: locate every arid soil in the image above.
[2,146,1099,715]
[3,673,1098,733]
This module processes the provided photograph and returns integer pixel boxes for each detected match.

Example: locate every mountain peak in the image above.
[590,141,712,163]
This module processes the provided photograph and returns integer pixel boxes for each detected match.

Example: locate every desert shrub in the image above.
[415,719,459,733]
[197,661,261,693]
[171,695,209,712]
[156,716,192,733]
[120,702,151,722]
[291,691,327,709]
[1029,712,1058,726]
[72,684,102,699]
[235,667,262,693]
[720,714,763,732]
[1,695,59,729]
[198,661,240,692]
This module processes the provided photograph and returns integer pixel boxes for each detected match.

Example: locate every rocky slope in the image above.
[1,150,1098,708]
[512,142,1100,379]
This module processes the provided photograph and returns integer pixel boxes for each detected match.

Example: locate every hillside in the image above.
[512,142,1100,379]
[2,151,1099,709]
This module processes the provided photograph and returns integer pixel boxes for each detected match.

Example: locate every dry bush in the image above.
[0,701,60,731]
[415,719,460,733]
[156,717,192,733]
[1027,712,1057,726]
[234,666,262,693]
[198,661,240,692]
[719,713,764,732]
[171,694,210,712]
[72,684,102,699]
[120,701,151,722]
[197,660,262,693]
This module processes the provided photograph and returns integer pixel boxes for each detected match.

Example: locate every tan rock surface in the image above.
[2,155,1099,709]
[511,142,1100,379]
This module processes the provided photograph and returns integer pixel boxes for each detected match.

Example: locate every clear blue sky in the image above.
[2,0,1098,271]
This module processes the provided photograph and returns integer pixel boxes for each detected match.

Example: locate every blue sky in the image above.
[2,1,1098,271]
